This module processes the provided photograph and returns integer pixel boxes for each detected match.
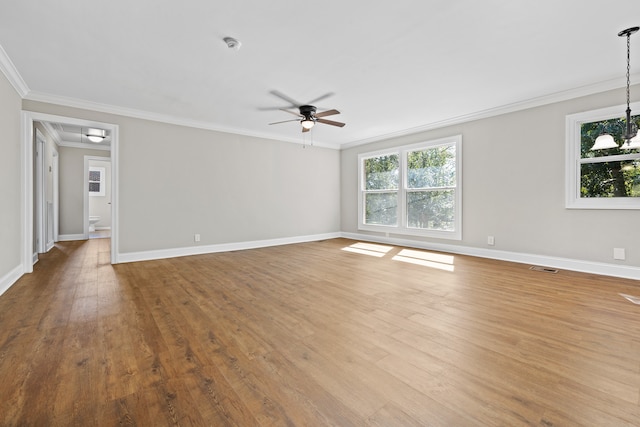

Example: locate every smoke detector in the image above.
[223,37,241,50]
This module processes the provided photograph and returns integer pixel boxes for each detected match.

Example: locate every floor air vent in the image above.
[529,266,559,274]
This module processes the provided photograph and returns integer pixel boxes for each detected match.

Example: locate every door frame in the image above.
[21,111,120,273]
[84,156,111,239]
[34,128,46,255]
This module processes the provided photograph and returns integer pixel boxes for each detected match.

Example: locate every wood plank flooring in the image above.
[1,237,640,426]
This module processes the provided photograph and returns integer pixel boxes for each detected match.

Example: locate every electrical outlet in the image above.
[194,234,200,242]
[487,236,495,246]
[613,248,625,260]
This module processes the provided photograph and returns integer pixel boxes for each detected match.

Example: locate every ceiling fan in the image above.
[267,90,346,133]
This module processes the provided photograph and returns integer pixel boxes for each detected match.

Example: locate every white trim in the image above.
[57,234,87,242]
[0,43,29,97]
[52,149,59,242]
[117,232,341,264]
[40,121,62,145]
[21,111,120,269]
[57,140,111,151]
[32,252,38,265]
[85,157,109,238]
[35,129,46,254]
[18,71,640,151]
[24,91,342,150]
[342,76,640,150]
[341,232,640,281]
[565,102,640,209]
[357,135,462,240]
[0,264,24,297]
[20,113,34,274]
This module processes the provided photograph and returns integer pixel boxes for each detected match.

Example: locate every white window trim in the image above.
[358,135,462,240]
[565,102,640,209]
[89,166,106,197]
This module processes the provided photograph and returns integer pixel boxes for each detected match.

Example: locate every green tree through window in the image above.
[364,155,398,226]
[358,136,462,239]
[580,115,640,198]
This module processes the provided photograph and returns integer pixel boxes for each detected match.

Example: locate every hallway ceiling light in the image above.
[592,26,639,150]
[85,128,106,143]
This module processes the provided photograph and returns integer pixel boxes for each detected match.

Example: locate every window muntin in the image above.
[358,136,462,240]
[566,104,640,209]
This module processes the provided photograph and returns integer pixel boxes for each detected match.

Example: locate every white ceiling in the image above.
[1,1,639,148]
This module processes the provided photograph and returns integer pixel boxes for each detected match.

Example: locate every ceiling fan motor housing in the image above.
[299,105,317,120]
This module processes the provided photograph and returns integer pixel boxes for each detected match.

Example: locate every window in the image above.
[358,135,462,240]
[89,166,105,197]
[566,103,640,209]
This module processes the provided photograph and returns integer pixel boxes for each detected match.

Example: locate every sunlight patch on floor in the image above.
[392,248,455,272]
[342,242,395,258]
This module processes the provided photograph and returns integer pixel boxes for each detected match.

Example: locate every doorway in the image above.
[21,111,119,273]
[34,128,58,259]
[86,156,112,239]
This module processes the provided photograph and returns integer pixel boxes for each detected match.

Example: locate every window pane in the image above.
[407,145,456,188]
[365,155,399,190]
[89,170,101,181]
[407,190,454,231]
[365,192,398,225]
[580,160,640,198]
[89,182,101,192]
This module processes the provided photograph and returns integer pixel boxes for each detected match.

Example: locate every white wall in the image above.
[0,68,22,290]
[22,100,341,256]
[341,85,640,269]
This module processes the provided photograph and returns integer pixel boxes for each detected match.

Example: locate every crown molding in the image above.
[0,43,29,97]
[39,121,62,145]
[23,91,342,150]
[341,74,640,150]
[17,64,638,152]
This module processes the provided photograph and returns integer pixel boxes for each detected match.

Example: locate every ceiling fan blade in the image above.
[315,109,340,118]
[269,90,301,107]
[269,119,300,125]
[316,118,346,127]
[281,108,302,117]
[307,92,334,105]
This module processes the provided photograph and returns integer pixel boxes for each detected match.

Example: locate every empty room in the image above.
[1,1,640,425]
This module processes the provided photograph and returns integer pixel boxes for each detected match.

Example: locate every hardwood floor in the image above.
[1,238,640,426]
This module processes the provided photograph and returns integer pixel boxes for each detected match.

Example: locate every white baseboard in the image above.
[58,233,87,241]
[95,226,111,231]
[32,252,38,265]
[0,264,24,297]
[341,232,640,281]
[118,232,342,264]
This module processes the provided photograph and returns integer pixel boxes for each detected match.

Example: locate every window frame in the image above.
[565,102,640,209]
[89,166,105,197]
[358,135,462,240]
